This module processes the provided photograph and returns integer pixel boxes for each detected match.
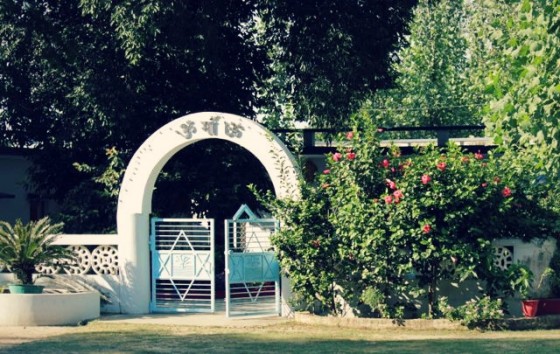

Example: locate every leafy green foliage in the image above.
[439,296,505,330]
[0,217,74,284]
[369,0,481,129]
[548,248,560,298]
[479,0,560,178]
[255,0,417,129]
[0,1,268,232]
[79,0,162,66]
[0,1,418,230]
[262,179,339,314]
[486,263,533,301]
[264,111,560,318]
[54,147,125,233]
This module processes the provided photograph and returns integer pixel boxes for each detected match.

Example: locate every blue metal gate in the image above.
[225,205,280,317]
[150,218,215,313]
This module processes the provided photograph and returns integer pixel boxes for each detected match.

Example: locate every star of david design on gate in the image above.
[157,229,212,302]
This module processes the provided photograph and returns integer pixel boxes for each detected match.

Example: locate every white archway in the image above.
[116,112,300,314]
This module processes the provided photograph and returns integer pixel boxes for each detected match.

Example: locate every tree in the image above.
[0,1,418,231]
[0,1,267,231]
[368,0,480,129]
[480,0,560,179]
[255,0,417,129]
[263,180,339,314]
[1,0,264,149]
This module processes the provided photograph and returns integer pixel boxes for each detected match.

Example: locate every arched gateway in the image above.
[117,112,300,314]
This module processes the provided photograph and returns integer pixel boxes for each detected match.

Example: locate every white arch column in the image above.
[116,112,300,314]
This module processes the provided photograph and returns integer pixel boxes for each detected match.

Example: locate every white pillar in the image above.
[281,275,294,317]
[119,213,151,314]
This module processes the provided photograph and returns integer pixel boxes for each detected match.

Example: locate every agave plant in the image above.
[0,217,74,285]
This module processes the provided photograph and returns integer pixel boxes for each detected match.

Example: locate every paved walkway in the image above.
[98,312,291,327]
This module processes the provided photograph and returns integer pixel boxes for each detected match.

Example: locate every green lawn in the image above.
[2,322,560,353]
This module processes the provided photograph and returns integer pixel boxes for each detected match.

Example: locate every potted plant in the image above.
[521,247,560,317]
[0,217,74,294]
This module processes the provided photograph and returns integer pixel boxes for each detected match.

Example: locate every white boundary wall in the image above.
[0,291,99,326]
[2,236,553,316]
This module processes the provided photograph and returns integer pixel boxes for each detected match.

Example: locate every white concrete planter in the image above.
[0,291,100,326]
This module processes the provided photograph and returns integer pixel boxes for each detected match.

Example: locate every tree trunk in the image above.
[427,263,438,318]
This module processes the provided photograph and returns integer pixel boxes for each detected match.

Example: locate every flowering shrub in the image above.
[367,143,519,316]
[262,113,560,317]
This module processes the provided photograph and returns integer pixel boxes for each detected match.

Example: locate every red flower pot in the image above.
[521,299,539,317]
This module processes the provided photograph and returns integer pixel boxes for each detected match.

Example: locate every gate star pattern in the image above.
[150,219,214,313]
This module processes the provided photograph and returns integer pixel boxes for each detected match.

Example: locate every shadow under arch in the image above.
[116,112,300,314]
[151,138,275,219]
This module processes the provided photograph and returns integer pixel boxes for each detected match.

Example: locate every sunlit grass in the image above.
[2,322,560,353]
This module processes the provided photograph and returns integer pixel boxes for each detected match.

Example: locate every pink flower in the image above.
[474,152,484,160]
[323,169,330,175]
[481,182,488,188]
[346,152,356,160]
[437,162,447,171]
[382,159,390,168]
[384,195,393,204]
[422,224,432,234]
[502,186,512,198]
[346,132,354,140]
[386,179,397,190]
[393,190,404,203]
[333,152,342,162]
[421,174,431,185]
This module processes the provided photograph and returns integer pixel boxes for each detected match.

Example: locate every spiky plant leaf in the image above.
[0,217,74,284]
